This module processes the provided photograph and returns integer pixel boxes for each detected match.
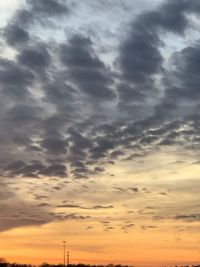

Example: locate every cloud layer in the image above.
[0,0,200,234]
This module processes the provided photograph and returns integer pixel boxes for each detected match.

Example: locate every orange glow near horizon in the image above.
[0,220,199,266]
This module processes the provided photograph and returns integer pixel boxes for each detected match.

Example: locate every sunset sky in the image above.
[0,0,200,266]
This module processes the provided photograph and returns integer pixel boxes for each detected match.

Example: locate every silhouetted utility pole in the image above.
[67,251,70,266]
[63,241,66,267]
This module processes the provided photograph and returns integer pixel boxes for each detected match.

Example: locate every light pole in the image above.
[63,241,66,267]
[67,251,70,266]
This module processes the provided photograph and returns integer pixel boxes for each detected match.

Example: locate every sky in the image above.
[0,0,200,266]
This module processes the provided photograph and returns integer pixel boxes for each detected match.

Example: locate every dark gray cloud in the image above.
[12,9,33,28]
[60,35,115,100]
[3,24,30,46]
[5,105,42,123]
[17,43,51,71]
[39,164,67,177]
[40,138,68,155]
[150,0,189,33]
[117,0,200,115]
[21,162,45,174]
[174,214,200,222]
[3,0,70,50]
[0,59,35,99]
[0,217,49,232]
[27,0,69,17]
[119,16,162,85]
[3,161,67,178]
[166,43,200,101]
[90,138,115,160]
[152,45,200,120]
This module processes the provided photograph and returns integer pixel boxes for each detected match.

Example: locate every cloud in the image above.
[0,59,35,99]
[27,0,69,17]
[40,138,68,155]
[63,214,91,220]
[3,24,30,46]
[119,13,162,85]
[0,184,53,232]
[39,164,67,177]
[0,218,49,232]
[166,43,200,101]
[5,105,42,123]
[17,43,51,71]
[174,214,200,222]
[4,161,67,178]
[2,0,200,182]
[60,34,115,100]
[117,0,200,118]
[57,203,114,210]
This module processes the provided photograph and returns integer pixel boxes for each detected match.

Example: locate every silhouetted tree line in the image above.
[0,258,199,267]
[0,259,132,267]
[39,263,131,267]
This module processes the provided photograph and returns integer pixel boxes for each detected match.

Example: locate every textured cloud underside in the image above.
[0,0,200,232]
